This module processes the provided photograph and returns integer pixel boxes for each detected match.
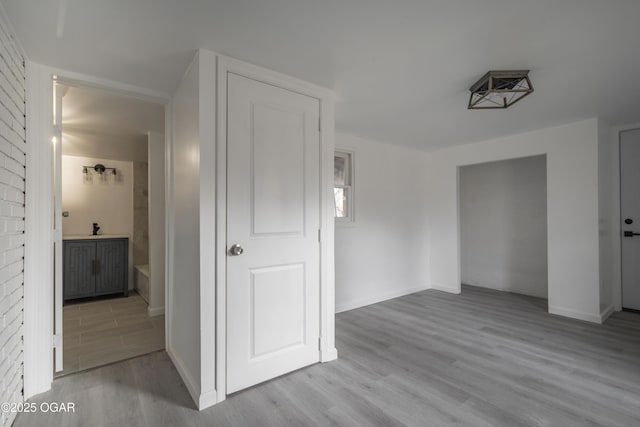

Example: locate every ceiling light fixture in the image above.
[468,70,533,109]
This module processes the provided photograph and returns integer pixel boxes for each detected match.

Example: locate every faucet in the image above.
[92,223,100,236]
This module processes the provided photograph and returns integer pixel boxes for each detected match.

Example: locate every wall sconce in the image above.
[82,164,117,176]
[468,70,533,109]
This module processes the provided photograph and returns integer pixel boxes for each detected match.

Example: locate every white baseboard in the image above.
[548,305,602,324]
[321,347,338,362]
[335,285,429,313]
[462,281,547,299]
[167,346,200,409]
[147,305,165,317]
[167,346,218,411]
[217,389,227,404]
[430,282,461,294]
[600,305,615,323]
[198,389,218,410]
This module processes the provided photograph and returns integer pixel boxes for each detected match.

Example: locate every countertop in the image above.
[62,234,129,240]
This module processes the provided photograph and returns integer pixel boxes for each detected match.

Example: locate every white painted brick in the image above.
[5,274,22,296]
[0,261,21,283]
[7,288,21,311]
[0,169,10,185]
[4,157,21,175]
[0,91,20,124]
[10,146,25,165]
[9,204,24,217]
[9,234,24,247]
[3,300,22,328]
[9,175,23,190]
[0,13,25,425]
[0,298,8,319]
[0,236,8,252]
[0,316,19,349]
[0,358,7,383]
[6,190,22,206]
[0,137,10,157]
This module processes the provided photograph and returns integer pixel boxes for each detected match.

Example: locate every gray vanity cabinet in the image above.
[63,241,96,299]
[63,238,128,300]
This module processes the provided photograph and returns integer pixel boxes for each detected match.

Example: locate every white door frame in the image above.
[615,124,640,310]
[214,55,337,402]
[52,80,63,372]
[23,64,171,397]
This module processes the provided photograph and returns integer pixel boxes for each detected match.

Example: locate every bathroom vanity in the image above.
[63,235,129,301]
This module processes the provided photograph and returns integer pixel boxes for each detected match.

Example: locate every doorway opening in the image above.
[458,155,548,308]
[54,81,166,376]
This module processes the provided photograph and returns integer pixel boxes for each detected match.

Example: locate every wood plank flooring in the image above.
[17,285,640,426]
[61,294,165,376]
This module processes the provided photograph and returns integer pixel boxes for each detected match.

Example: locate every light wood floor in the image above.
[18,286,640,426]
[61,294,165,376]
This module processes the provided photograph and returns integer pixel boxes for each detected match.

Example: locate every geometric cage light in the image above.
[468,70,534,109]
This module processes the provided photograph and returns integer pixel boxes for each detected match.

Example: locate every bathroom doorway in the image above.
[54,81,166,376]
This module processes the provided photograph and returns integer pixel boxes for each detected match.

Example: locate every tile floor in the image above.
[60,293,165,376]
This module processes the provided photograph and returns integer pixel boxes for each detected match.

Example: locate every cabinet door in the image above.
[63,241,96,299]
[95,239,128,296]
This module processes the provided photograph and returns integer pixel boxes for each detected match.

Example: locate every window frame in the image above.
[334,149,355,224]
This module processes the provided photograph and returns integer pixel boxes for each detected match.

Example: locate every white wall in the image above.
[168,49,217,409]
[460,156,548,298]
[335,133,430,312]
[61,155,135,290]
[169,55,201,402]
[62,129,148,162]
[428,118,605,323]
[598,119,614,317]
[148,132,165,315]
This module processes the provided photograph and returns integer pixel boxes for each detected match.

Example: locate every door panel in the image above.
[621,129,640,310]
[250,263,306,358]
[251,103,305,236]
[95,239,128,295]
[63,241,96,299]
[226,72,320,394]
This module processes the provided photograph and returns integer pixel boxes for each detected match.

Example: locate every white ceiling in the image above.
[5,0,640,150]
[60,83,163,161]
[60,83,164,135]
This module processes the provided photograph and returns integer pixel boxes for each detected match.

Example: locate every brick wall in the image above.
[0,12,25,427]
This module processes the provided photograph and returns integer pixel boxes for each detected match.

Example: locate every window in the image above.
[334,151,354,222]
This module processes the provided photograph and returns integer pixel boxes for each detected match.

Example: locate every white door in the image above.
[621,129,640,310]
[226,73,321,394]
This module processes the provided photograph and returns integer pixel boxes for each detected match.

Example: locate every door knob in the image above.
[229,244,244,256]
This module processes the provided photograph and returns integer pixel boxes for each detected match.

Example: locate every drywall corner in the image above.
[197,48,218,405]
[429,119,602,322]
[597,118,614,315]
[169,51,202,405]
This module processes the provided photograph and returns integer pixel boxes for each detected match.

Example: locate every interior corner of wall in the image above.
[600,305,615,323]
[430,282,461,294]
